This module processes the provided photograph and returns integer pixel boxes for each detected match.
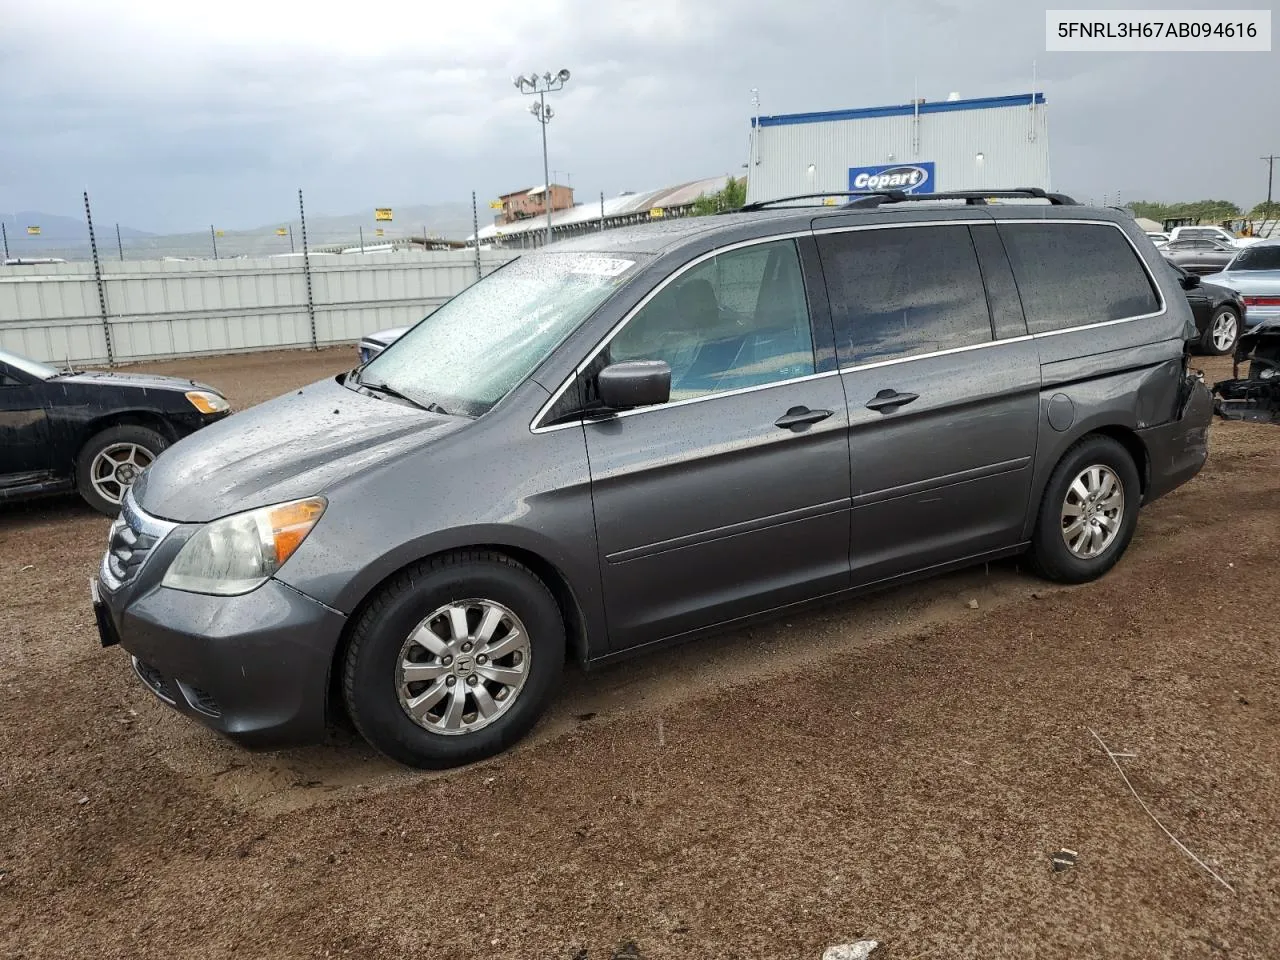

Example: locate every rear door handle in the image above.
[865,389,920,413]
[774,406,833,430]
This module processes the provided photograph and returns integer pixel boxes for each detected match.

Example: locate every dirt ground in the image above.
[1,348,1277,960]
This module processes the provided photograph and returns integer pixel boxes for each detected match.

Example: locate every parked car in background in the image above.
[1145,231,1171,247]
[0,348,231,514]
[1168,225,1264,248]
[358,326,409,363]
[93,188,1212,770]
[1161,238,1238,275]
[1201,239,1280,331]
[1166,262,1244,355]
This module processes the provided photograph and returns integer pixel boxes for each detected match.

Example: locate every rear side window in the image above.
[1000,223,1160,334]
[817,224,993,366]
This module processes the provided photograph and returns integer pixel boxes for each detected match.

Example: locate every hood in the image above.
[361,326,409,346]
[1201,270,1280,293]
[133,374,466,522]
[56,369,221,394]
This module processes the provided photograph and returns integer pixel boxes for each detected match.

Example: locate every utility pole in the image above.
[513,69,571,246]
[115,223,123,261]
[1,221,8,260]
[1263,154,1277,209]
[359,225,365,253]
[210,224,219,260]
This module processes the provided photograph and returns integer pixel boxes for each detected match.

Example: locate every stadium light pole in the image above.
[513,69,570,246]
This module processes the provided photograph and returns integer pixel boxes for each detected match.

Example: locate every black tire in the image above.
[75,424,169,516]
[1030,435,1141,584]
[342,550,565,769]
[1199,306,1240,356]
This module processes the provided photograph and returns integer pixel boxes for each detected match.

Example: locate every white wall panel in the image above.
[0,250,516,364]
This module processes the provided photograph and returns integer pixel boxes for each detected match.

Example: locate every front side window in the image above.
[999,223,1161,334]
[817,224,993,366]
[606,239,815,402]
[358,252,642,417]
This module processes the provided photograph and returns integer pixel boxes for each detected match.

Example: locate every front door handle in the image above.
[774,406,833,430]
[865,389,920,413]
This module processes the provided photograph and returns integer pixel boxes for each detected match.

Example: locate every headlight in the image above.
[161,497,326,595]
[186,390,230,414]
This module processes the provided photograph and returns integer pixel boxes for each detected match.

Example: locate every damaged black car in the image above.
[1213,321,1280,423]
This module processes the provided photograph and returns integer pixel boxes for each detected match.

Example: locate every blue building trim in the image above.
[754,92,1046,128]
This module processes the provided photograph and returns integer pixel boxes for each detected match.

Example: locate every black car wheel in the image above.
[342,550,565,769]
[1030,435,1141,584]
[75,424,169,516]
[1200,306,1240,356]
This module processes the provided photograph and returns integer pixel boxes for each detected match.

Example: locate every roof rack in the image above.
[737,191,903,212]
[842,187,1077,208]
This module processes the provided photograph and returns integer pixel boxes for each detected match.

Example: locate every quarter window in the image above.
[817,224,993,366]
[606,239,816,402]
[1000,223,1160,334]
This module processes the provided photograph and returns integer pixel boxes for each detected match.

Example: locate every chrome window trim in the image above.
[838,335,1034,374]
[531,217,1169,432]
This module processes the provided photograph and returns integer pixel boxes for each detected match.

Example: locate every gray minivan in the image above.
[93,190,1214,768]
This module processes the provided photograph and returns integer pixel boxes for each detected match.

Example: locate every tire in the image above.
[75,424,169,516]
[342,551,565,769]
[1200,306,1240,356]
[1030,435,1141,584]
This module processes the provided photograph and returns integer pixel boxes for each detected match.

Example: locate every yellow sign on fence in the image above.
[26,225,40,235]
[649,208,664,218]
[375,228,385,237]
[215,230,225,237]
[276,227,288,236]
[489,200,504,210]
[375,208,393,222]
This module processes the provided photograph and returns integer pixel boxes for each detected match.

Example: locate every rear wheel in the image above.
[75,424,169,516]
[342,551,565,768]
[1200,306,1240,356]
[1030,435,1141,583]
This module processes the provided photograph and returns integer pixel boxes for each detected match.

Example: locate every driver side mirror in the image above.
[1180,272,1201,290]
[597,360,671,410]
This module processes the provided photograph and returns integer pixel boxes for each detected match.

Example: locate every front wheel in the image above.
[342,551,565,768]
[1030,436,1141,584]
[1200,306,1240,356]
[75,424,169,516]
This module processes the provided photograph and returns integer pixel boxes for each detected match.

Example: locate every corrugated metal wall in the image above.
[0,249,515,365]
[748,101,1050,202]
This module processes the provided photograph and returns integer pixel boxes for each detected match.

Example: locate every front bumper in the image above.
[98,551,347,748]
[1138,376,1214,504]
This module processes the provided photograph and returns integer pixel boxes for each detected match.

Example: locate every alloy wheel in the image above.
[1211,310,1238,353]
[396,599,531,735]
[1060,465,1125,559]
[90,442,155,506]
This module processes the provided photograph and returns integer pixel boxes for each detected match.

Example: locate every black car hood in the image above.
[55,370,220,393]
[133,374,466,523]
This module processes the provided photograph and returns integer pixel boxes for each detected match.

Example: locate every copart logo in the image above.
[852,165,928,190]
[848,161,936,194]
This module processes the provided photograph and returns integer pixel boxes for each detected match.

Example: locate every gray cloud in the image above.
[1,0,1276,233]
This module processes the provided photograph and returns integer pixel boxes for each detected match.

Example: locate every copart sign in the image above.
[848,161,936,193]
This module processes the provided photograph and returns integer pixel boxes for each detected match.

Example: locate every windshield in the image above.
[1226,245,1280,272]
[356,252,642,417]
[0,348,59,380]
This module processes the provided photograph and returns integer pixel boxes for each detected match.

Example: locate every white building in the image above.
[746,92,1050,203]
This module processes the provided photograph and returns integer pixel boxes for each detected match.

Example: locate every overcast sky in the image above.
[2,0,1276,233]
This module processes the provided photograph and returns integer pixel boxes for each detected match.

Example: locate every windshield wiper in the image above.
[352,372,450,415]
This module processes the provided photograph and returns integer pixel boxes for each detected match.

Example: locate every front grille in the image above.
[100,492,176,590]
[132,657,176,704]
[178,682,222,717]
